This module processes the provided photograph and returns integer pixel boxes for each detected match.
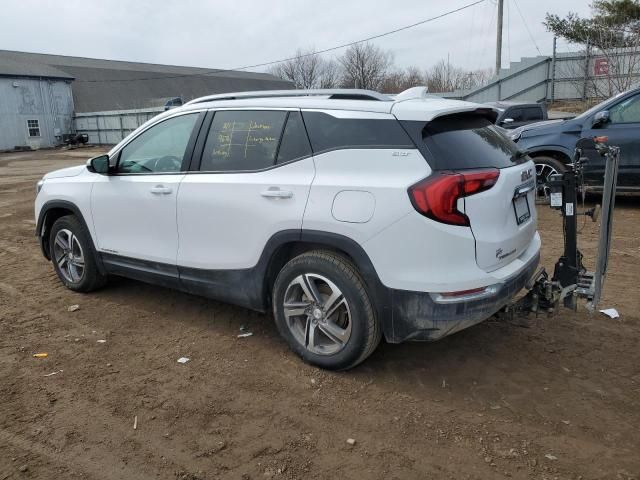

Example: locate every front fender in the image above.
[36,200,105,274]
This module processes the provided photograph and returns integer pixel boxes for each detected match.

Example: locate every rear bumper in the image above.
[388,251,539,343]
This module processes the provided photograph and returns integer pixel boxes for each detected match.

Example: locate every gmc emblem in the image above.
[521,168,533,182]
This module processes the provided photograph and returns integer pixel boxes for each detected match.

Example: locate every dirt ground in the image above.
[1,147,639,480]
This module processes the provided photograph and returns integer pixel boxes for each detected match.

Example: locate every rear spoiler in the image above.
[433,108,499,124]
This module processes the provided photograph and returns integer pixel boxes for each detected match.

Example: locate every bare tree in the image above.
[318,59,341,88]
[379,66,426,93]
[268,49,339,89]
[425,60,492,92]
[338,42,393,90]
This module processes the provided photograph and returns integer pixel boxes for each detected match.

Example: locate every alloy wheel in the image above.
[535,162,559,202]
[53,228,85,283]
[282,273,352,355]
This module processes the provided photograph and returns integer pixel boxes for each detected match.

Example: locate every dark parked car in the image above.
[485,101,548,129]
[508,88,640,195]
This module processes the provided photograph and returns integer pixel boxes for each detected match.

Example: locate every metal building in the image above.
[0,59,74,150]
[0,50,292,149]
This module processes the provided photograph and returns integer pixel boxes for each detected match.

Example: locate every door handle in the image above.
[261,187,293,199]
[150,185,172,195]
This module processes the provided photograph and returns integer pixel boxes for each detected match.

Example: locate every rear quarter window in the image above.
[402,114,524,170]
[302,111,413,153]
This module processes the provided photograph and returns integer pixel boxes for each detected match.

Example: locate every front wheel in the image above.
[534,156,567,203]
[272,250,381,370]
[49,215,106,292]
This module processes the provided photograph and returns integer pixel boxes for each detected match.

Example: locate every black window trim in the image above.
[189,108,314,175]
[110,110,207,176]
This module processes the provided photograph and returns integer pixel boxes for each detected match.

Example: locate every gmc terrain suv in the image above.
[35,87,540,370]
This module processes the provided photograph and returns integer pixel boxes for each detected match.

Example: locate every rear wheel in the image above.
[272,250,381,370]
[49,215,106,292]
[534,156,566,203]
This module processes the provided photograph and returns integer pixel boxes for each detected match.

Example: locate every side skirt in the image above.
[99,252,266,312]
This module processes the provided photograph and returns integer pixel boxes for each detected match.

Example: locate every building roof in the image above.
[0,57,74,79]
[0,50,292,112]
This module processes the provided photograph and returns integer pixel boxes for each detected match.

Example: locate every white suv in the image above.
[35,88,540,370]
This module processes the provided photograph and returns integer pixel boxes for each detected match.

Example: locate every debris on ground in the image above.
[67,304,80,312]
[97,339,107,343]
[237,332,253,338]
[133,415,138,430]
[32,353,48,358]
[545,454,558,461]
[44,370,63,377]
[346,438,356,446]
[177,357,190,364]
[599,308,620,319]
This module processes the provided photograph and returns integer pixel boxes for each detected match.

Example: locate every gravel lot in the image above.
[1,147,639,480]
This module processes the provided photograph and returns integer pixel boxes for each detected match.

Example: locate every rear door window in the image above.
[402,114,524,170]
[302,111,413,153]
[200,110,287,172]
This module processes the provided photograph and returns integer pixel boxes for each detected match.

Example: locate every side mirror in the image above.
[86,154,111,174]
[501,118,514,125]
[592,110,610,128]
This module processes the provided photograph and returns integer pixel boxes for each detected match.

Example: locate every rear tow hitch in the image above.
[503,137,619,320]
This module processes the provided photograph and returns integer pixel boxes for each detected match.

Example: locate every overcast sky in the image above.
[2,0,591,73]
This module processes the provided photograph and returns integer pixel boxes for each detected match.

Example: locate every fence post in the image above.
[550,36,557,102]
[583,39,591,101]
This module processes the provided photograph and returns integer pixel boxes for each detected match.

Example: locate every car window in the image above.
[404,114,523,170]
[609,94,640,123]
[507,108,524,122]
[200,110,287,171]
[277,112,312,164]
[522,107,543,121]
[302,111,413,153]
[118,113,198,174]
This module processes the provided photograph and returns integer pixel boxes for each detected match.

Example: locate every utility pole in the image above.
[495,0,504,75]
[550,36,557,102]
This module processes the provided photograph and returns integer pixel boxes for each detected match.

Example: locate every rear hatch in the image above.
[404,113,537,272]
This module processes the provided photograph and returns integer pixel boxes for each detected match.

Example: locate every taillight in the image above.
[408,169,499,226]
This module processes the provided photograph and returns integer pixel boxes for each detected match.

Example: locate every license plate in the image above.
[513,194,531,225]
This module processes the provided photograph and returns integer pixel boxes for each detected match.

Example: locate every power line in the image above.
[77,0,487,84]
[512,0,542,55]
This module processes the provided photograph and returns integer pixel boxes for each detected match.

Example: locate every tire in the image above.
[272,250,381,370]
[49,215,107,292]
[533,156,567,203]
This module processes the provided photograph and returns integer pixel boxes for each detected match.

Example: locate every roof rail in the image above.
[184,89,392,105]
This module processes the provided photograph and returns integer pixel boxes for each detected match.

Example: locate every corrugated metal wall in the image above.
[74,108,164,145]
[0,77,74,150]
[442,48,640,103]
